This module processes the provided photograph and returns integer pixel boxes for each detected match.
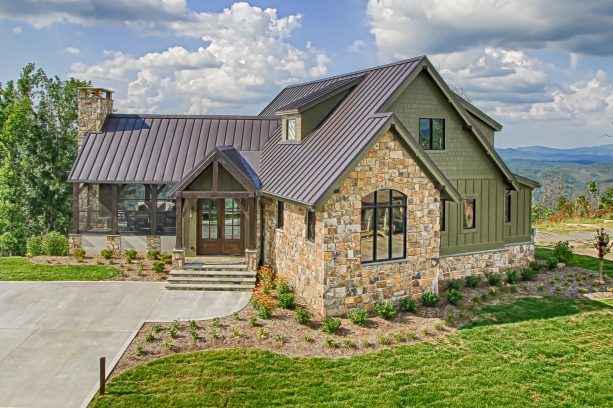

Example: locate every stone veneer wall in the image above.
[439,243,534,281]
[320,131,441,316]
[262,198,325,315]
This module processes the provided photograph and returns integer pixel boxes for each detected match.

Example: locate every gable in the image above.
[300,88,351,136]
[186,164,246,192]
[390,71,501,180]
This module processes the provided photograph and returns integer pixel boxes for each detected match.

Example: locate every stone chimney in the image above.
[77,87,113,150]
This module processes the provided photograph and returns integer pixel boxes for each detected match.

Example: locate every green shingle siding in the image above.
[301,89,351,136]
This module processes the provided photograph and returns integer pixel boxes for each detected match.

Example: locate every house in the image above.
[68,56,539,317]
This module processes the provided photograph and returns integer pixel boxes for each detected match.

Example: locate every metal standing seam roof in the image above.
[68,115,280,184]
[258,56,425,206]
[274,75,365,113]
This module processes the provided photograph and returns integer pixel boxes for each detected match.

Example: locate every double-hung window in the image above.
[419,118,445,150]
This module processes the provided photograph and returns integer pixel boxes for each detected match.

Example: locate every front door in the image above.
[198,198,244,255]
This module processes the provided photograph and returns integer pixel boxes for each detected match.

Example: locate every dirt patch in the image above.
[29,256,169,281]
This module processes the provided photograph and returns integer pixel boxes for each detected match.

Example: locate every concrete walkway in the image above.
[0,281,251,408]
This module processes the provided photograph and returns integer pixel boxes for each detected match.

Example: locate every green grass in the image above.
[535,246,613,278]
[91,297,613,407]
[0,257,119,281]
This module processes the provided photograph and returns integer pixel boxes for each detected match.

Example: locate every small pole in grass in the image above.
[100,356,106,395]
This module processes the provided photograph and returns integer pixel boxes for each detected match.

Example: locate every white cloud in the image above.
[569,53,580,71]
[348,40,366,53]
[63,46,81,54]
[11,25,22,33]
[69,3,328,114]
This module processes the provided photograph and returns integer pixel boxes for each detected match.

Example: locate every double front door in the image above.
[198,198,244,255]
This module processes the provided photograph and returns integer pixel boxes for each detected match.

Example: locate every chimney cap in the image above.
[79,87,113,99]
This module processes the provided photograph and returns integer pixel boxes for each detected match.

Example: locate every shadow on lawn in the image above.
[461,296,611,329]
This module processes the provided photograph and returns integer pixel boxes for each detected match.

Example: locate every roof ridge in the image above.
[282,56,425,89]
[108,114,279,120]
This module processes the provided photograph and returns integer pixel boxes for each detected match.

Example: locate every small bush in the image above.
[135,345,142,356]
[160,252,172,265]
[100,248,113,260]
[232,327,241,337]
[421,292,441,307]
[547,257,558,270]
[136,261,145,276]
[151,324,162,333]
[506,270,521,284]
[399,297,418,313]
[124,248,137,263]
[295,306,311,325]
[553,241,574,264]
[446,279,463,291]
[147,249,160,260]
[373,301,396,320]
[446,288,463,306]
[256,328,267,340]
[152,261,165,275]
[321,316,341,334]
[465,275,482,288]
[348,308,368,326]
[42,232,68,256]
[378,335,391,345]
[233,312,240,320]
[343,339,356,349]
[278,293,295,309]
[276,279,292,295]
[325,337,337,348]
[530,261,545,271]
[248,317,257,327]
[26,235,44,256]
[256,305,272,319]
[145,333,155,342]
[520,268,539,281]
[0,232,24,256]
[485,272,502,286]
[73,248,86,262]
[212,317,220,327]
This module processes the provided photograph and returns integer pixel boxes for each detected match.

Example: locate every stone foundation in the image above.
[245,249,258,271]
[439,243,534,281]
[105,235,121,256]
[68,234,82,255]
[146,235,161,253]
[171,248,185,269]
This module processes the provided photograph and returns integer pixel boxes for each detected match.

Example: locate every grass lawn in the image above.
[535,246,613,278]
[0,257,119,281]
[91,297,613,407]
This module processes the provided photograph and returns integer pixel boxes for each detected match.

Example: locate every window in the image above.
[504,190,512,223]
[419,118,445,150]
[286,119,296,141]
[277,201,284,229]
[440,199,446,232]
[360,189,406,263]
[463,198,476,230]
[118,184,151,234]
[306,210,315,242]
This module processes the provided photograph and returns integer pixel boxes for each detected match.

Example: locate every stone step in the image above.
[170,269,256,277]
[184,263,247,271]
[167,276,256,284]
[165,283,255,291]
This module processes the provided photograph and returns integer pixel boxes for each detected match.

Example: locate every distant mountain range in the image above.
[496,144,613,203]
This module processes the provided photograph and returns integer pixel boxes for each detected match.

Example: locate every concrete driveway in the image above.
[0,281,251,408]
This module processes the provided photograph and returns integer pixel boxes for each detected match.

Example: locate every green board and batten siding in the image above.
[390,71,533,256]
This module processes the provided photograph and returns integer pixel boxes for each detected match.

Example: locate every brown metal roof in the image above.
[68,115,279,184]
[258,56,425,206]
[274,75,364,113]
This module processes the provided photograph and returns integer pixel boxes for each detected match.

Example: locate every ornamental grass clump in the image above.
[73,248,86,263]
[399,297,418,313]
[421,292,440,307]
[278,293,295,309]
[446,279,463,291]
[446,288,463,306]
[295,306,311,325]
[373,301,396,320]
[123,248,137,263]
[348,308,368,326]
[485,272,502,286]
[321,316,341,334]
[152,261,165,275]
[465,275,482,288]
[100,248,113,260]
[506,270,521,284]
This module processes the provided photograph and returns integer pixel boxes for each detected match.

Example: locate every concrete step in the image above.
[165,283,255,291]
[184,263,248,271]
[167,276,256,284]
[170,269,256,277]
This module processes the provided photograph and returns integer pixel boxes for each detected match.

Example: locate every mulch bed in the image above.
[110,264,611,379]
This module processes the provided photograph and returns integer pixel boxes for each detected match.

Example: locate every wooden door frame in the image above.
[196,198,245,256]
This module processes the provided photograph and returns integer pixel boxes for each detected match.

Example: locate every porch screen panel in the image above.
[118,184,150,234]
[78,184,112,233]
[157,185,176,234]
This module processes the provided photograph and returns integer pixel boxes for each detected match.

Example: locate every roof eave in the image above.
[514,173,541,189]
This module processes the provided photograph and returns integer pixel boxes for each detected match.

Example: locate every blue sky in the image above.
[1,0,612,148]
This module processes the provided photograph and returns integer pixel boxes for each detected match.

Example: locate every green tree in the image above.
[587,180,599,200]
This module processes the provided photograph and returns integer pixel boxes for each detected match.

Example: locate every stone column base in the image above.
[68,234,82,255]
[106,235,121,256]
[245,248,258,271]
[146,235,161,253]
[172,248,185,269]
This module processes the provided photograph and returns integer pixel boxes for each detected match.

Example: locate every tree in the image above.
[0,64,87,255]
[587,180,599,200]
[594,228,610,284]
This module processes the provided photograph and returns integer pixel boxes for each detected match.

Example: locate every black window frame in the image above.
[360,189,407,264]
[277,201,284,229]
[462,198,477,230]
[419,118,445,150]
[504,190,512,223]
[306,210,315,242]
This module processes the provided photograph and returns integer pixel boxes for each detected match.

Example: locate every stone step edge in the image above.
[167,277,256,283]
[170,270,256,276]
[165,283,255,290]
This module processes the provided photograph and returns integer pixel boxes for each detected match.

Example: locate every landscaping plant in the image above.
[147,249,160,261]
[520,268,538,281]
[421,291,441,307]
[100,248,113,260]
[278,293,295,309]
[485,272,502,286]
[348,308,368,326]
[275,278,292,295]
[160,252,172,265]
[446,279,463,291]
[465,275,482,288]
[374,301,396,320]
[506,270,521,284]
[295,306,311,325]
[321,316,341,334]
[124,248,137,263]
[73,248,86,262]
[594,228,611,283]
[399,297,418,313]
[553,241,574,265]
[26,235,44,256]
[446,288,463,306]
[152,261,165,275]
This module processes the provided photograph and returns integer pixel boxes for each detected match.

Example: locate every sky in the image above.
[0,0,612,148]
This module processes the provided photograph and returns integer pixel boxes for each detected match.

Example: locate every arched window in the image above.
[360,189,407,263]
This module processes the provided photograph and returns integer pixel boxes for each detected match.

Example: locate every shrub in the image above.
[135,345,142,356]
[258,265,276,293]
[256,306,272,319]
[485,272,502,286]
[520,268,539,281]
[506,270,521,284]
[553,241,574,264]
[321,316,341,334]
[146,249,160,260]
[248,316,257,327]
[348,308,368,326]
[274,333,284,343]
[325,337,337,348]
[530,261,545,271]
[160,252,172,265]
[100,248,114,260]
[446,288,463,306]
[73,248,86,262]
[465,275,482,288]
[421,292,441,307]
[151,324,162,333]
[42,232,68,256]
[295,306,311,325]
[278,293,295,309]
[136,261,145,276]
[446,279,463,291]
[373,301,396,320]
[399,297,418,313]
[26,235,44,256]
[275,279,292,295]
[0,232,25,256]
[547,257,558,270]
[212,317,220,327]
[124,248,137,263]
[343,339,356,349]
[145,333,155,342]
[252,287,277,312]
[378,335,391,345]
[152,261,165,275]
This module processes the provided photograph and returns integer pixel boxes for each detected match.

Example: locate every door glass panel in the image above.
[224,199,241,240]
[201,199,219,239]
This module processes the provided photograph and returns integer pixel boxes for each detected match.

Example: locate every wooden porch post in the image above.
[175,194,183,248]
[72,183,79,233]
[110,184,118,234]
[150,185,158,234]
[248,196,257,250]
